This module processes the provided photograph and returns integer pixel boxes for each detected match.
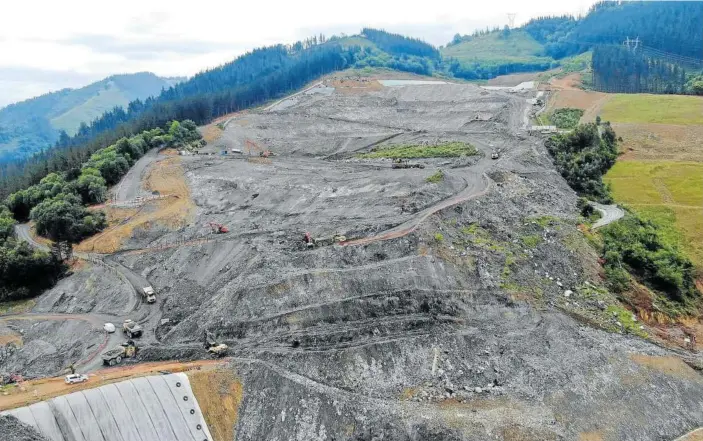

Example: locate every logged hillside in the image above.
[0,72,182,164]
[442,29,555,78]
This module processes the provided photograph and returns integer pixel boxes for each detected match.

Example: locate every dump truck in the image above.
[391,158,425,169]
[204,330,229,357]
[122,319,143,338]
[208,344,229,357]
[101,341,138,366]
[142,286,156,303]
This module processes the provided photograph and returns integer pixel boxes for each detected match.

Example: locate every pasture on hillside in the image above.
[600,94,703,125]
[604,161,703,270]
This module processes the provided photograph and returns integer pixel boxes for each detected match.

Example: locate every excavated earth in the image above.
[3,78,703,440]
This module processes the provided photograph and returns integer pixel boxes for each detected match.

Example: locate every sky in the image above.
[0,0,596,107]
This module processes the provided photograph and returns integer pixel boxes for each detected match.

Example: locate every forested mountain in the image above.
[2,1,703,196]
[592,45,690,94]
[441,28,555,79]
[0,73,182,165]
[446,1,702,80]
[361,28,440,59]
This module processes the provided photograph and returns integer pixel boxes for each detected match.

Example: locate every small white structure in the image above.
[103,323,116,333]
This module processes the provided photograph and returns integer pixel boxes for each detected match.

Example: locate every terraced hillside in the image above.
[2,73,703,440]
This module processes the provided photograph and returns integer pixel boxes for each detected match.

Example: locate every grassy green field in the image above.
[358,142,478,159]
[441,30,552,65]
[600,94,703,125]
[50,84,132,135]
[605,161,703,268]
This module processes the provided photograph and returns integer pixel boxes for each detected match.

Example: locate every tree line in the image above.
[592,45,691,94]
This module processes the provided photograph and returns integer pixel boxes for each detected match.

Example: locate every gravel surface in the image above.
[3,79,702,440]
[0,415,47,441]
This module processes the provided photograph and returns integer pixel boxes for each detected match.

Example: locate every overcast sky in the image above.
[0,0,596,107]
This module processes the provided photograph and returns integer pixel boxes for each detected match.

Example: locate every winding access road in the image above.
[590,202,625,229]
[11,151,163,374]
[113,148,160,202]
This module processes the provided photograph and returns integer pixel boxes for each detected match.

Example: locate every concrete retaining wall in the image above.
[1,373,213,441]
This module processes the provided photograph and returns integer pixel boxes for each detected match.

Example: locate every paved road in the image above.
[15,224,49,252]
[591,202,625,229]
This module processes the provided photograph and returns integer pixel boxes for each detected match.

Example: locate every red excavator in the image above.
[246,139,273,158]
[208,222,229,234]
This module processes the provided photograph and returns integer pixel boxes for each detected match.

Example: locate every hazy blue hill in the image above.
[0,72,183,164]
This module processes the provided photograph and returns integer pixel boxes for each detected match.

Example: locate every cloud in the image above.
[61,34,240,60]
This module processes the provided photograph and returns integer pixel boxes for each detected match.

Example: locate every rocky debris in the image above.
[7,79,703,440]
[0,415,48,441]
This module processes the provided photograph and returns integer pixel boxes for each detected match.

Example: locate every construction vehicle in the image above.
[122,319,143,338]
[208,222,229,234]
[208,344,228,357]
[0,373,23,386]
[142,286,156,303]
[204,330,229,358]
[304,232,315,248]
[245,139,273,158]
[391,158,425,169]
[311,233,347,247]
[101,341,138,366]
[491,151,500,160]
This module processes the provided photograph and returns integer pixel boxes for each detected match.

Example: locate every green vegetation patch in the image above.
[601,214,697,310]
[358,142,478,159]
[606,304,647,337]
[549,108,584,129]
[600,94,703,125]
[442,29,549,64]
[521,234,542,248]
[426,170,445,183]
[545,123,618,202]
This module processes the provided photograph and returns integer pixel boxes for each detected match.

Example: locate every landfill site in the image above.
[2,73,703,441]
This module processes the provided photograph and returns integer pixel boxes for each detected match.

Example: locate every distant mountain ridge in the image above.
[0,72,184,164]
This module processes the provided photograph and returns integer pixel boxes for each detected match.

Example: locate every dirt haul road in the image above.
[113,148,160,202]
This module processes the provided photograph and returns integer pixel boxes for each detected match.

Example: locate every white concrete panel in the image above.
[99,384,144,441]
[2,373,215,441]
[82,388,124,441]
[5,406,39,431]
[113,380,160,441]
[130,377,179,441]
[146,376,196,441]
[65,392,106,441]
[51,396,87,441]
[164,373,214,441]
[28,402,66,441]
